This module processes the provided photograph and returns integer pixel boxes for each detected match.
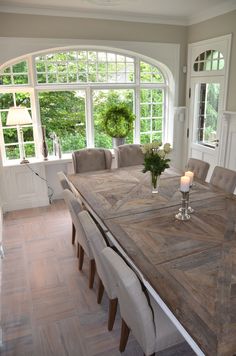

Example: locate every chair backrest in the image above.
[62,189,92,258]
[57,171,72,191]
[72,148,112,173]
[115,144,144,168]
[187,158,210,181]
[78,211,117,299]
[210,166,236,194]
[102,247,156,355]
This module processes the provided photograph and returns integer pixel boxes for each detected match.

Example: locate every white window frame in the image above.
[0,47,173,164]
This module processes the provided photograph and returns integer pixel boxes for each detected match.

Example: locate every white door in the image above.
[187,35,231,180]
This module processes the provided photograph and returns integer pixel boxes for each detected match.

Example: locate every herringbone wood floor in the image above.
[1,200,195,356]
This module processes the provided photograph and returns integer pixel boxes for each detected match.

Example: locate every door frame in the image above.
[186,34,232,174]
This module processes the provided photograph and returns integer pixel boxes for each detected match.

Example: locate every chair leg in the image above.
[72,222,76,244]
[77,242,80,258]
[97,277,104,304]
[119,318,130,352]
[78,245,84,270]
[108,298,118,331]
[89,259,96,289]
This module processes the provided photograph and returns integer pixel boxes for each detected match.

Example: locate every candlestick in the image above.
[175,191,191,221]
[180,175,190,192]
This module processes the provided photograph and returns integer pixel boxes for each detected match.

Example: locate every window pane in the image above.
[25,143,35,158]
[140,89,164,144]
[0,93,14,109]
[195,83,220,147]
[140,61,164,83]
[38,90,86,154]
[5,145,20,160]
[35,50,135,84]
[93,89,134,148]
[3,128,18,144]
[193,50,224,72]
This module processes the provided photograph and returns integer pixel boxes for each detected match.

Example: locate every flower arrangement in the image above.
[141,141,172,190]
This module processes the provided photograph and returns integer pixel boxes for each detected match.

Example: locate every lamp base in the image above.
[20,158,29,164]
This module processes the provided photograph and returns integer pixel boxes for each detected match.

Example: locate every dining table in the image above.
[68,165,236,356]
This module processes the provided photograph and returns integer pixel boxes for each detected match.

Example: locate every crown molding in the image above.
[0,1,236,26]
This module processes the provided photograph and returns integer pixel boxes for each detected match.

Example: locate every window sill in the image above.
[2,150,116,168]
[2,154,73,168]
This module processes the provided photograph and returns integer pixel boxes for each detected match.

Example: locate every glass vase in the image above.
[151,172,160,194]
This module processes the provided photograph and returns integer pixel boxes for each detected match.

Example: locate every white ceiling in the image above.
[0,0,236,25]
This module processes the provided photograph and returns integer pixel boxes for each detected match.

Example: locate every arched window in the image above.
[0,48,171,162]
[193,50,224,72]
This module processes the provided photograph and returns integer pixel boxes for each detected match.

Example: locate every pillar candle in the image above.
[185,171,194,186]
[180,176,190,192]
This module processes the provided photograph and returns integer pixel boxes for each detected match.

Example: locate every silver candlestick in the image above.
[175,191,191,221]
[179,185,194,214]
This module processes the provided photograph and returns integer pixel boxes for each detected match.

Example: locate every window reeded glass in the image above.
[193,50,224,72]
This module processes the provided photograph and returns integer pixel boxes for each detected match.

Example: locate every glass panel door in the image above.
[194,82,220,148]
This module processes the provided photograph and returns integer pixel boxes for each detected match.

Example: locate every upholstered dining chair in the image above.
[78,210,118,331]
[57,170,72,191]
[62,189,95,289]
[102,247,183,355]
[58,171,76,244]
[72,148,112,173]
[115,144,144,168]
[187,158,210,181]
[210,166,236,194]
[57,171,84,243]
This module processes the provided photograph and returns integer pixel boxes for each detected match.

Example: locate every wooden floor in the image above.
[0,200,195,356]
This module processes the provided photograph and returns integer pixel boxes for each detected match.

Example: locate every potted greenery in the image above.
[102,103,135,147]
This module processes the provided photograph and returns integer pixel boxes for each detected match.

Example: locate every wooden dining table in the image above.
[68,165,236,356]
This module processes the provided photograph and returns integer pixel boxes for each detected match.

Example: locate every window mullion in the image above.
[86,86,94,147]
[135,58,140,144]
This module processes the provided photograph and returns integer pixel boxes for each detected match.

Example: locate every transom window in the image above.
[193,50,224,72]
[35,51,135,84]
[0,48,170,163]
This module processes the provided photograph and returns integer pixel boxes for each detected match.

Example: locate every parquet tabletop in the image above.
[69,166,236,356]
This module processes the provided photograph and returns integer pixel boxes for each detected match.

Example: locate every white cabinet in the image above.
[0,163,49,212]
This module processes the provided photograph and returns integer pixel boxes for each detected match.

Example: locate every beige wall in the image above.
[188,10,236,111]
[1,11,235,109]
[0,13,187,106]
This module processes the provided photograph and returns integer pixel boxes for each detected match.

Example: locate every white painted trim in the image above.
[3,197,49,213]
[186,34,232,166]
[1,1,236,26]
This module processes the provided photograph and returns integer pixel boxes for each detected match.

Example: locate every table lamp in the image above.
[6,106,32,164]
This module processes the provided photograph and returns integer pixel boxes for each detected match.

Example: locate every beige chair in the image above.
[58,171,76,244]
[62,189,95,288]
[115,144,144,168]
[78,210,118,331]
[57,171,72,191]
[102,247,184,355]
[187,158,210,181]
[210,166,236,194]
[72,148,112,173]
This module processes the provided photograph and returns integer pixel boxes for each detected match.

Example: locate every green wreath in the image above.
[103,105,135,138]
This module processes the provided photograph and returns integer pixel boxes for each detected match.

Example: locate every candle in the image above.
[180,175,190,192]
[185,171,194,186]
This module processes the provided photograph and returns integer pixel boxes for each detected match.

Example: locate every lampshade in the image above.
[6,106,32,126]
